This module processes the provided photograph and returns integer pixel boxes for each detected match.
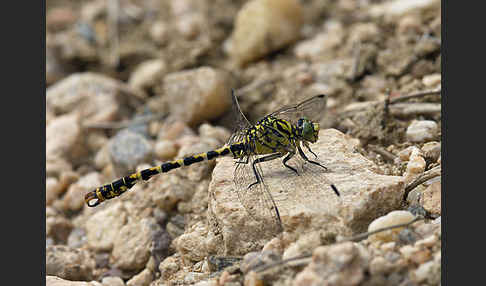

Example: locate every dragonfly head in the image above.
[298,117,319,143]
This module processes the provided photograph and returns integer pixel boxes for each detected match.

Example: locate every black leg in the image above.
[248,153,284,189]
[305,143,319,159]
[297,145,327,170]
[282,151,299,175]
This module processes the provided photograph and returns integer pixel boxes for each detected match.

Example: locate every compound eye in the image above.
[302,121,312,138]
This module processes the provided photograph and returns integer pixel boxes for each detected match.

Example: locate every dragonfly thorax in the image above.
[297,117,320,143]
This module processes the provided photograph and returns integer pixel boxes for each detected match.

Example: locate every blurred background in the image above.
[46,0,441,285]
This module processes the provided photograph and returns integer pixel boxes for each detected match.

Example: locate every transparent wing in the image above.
[227,89,253,145]
[233,153,283,234]
[269,94,328,124]
[271,144,341,216]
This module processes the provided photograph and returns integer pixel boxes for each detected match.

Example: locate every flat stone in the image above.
[206,129,405,256]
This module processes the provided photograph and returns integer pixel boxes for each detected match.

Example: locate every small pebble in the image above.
[150,21,169,45]
[368,211,416,242]
[62,172,102,211]
[126,268,153,286]
[175,13,204,39]
[381,242,396,251]
[198,124,231,145]
[406,120,438,142]
[421,141,441,162]
[46,177,62,205]
[128,59,167,92]
[422,73,441,87]
[397,15,422,35]
[101,276,125,286]
[397,146,420,162]
[159,256,180,280]
[155,140,178,160]
[243,271,264,286]
[412,260,435,283]
[369,256,390,275]
[47,7,77,31]
[404,148,426,184]
[294,31,343,60]
[415,234,438,248]
[421,181,441,215]
[348,23,380,44]
[109,130,153,176]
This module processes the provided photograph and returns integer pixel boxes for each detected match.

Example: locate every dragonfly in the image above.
[84,90,340,232]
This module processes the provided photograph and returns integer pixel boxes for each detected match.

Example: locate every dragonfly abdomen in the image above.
[85,142,247,207]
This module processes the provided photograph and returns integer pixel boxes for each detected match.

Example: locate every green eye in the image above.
[302,121,313,138]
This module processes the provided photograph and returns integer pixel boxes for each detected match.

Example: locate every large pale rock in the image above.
[229,0,303,66]
[46,113,87,162]
[163,67,232,126]
[85,201,128,251]
[46,72,143,126]
[206,129,405,256]
[111,217,161,271]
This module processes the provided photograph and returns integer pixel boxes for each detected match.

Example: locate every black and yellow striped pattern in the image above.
[247,116,296,155]
[85,143,246,207]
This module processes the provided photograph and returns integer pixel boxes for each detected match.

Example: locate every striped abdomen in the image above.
[85,142,246,207]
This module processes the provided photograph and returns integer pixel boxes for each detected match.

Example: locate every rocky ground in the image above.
[46,0,441,285]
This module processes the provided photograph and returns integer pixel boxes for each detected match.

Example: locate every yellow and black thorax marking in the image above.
[244,116,298,155]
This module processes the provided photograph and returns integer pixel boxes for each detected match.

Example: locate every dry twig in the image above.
[388,89,441,105]
[403,165,441,201]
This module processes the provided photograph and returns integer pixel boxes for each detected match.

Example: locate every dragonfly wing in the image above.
[228,89,253,145]
[233,153,283,234]
[269,94,328,123]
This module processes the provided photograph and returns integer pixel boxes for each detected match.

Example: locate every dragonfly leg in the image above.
[282,150,299,175]
[248,153,284,189]
[297,145,327,170]
[303,141,319,159]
